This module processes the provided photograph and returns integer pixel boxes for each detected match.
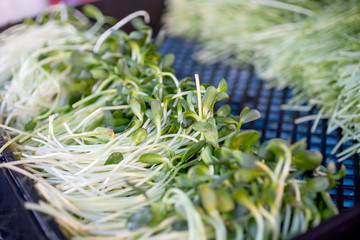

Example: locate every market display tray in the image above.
[1,36,360,239]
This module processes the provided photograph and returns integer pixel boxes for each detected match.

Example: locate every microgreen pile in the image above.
[163,0,360,161]
[0,5,345,239]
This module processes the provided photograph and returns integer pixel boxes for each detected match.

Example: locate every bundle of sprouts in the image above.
[0,5,345,239]
[163,0,360,161]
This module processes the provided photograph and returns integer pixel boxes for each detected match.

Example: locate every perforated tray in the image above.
[158,37,360,211]
[1,36,360,240]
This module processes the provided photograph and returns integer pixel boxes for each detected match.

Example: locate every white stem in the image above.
[94,11,150,53]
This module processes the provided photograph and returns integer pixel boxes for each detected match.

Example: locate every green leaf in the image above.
[293,150,322,170]
[148,204,167,227]
[216,117,239,125]
[291,138,307,155]
[181,140,206,163]
[234,168,264,183]
[126,208,153,231]
[154,29,166,47]
[176,175,193,188]
[240,109,261,123]
[70,51,100,67]
[179,77,193,87]
[306,177,329,192]
[181,117,196,129]
[129,28,145,39]
[25,119,36,131]
[94,127,114,136]
[202,86,217,117]
[236,152,257,169]
[320,192,338,218]
[178,99,189,111]
[193,121,211,132]
[141,74,157,85]
[125,120,143,131]
[334,164,346,180]
[233,189,252,207]
[218,125,234,139]
[130,128,147,145]
[151,99,162,131]
[130,97,145,122]
[199,184,218,217]
[227,130,260,151]
[215,188,235,212]
[258,139,288,162]
[103,117,130,127]
[151,99,162,117]
[220,147,256,169]
[204,117,219,149]
[188,164,209,179]
[216,91,229,101]
[240,107,250,118]
[217,78,227,92]
[220,147,233,160]
[82,4,104,21]
[90,68,108,79]
[161,67,175,74]
[216,104,231,117]
[186,92,195,112]
[104,152,124,165]
[104,16,117,25]
[160,53,175,68]
[94,127,114,142]
[327,161,336,174]
[201,145,213,165]
[144,59,159,68]
[139,153,169,165]
[145,109,153,120]
[302,195,318,212]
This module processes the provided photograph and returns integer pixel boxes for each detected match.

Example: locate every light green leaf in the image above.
[130,128,147,145]
[216,104,231,117]
[160,53,175,68]
[130,97,145,122]
[306,177,329,192]
[202,86,217,117]
[216,91,229,101]
[217,78,227,92]
[216,188,235,212]
[240,109,261,123]
[139,153,169,165]
[228,130,260,151]
[193,121,211,132]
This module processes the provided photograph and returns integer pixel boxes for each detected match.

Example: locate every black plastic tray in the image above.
[1,35,360,239]
[0,136,66,240]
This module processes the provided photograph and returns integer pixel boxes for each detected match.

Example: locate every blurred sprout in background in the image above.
[0,0,94,27]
